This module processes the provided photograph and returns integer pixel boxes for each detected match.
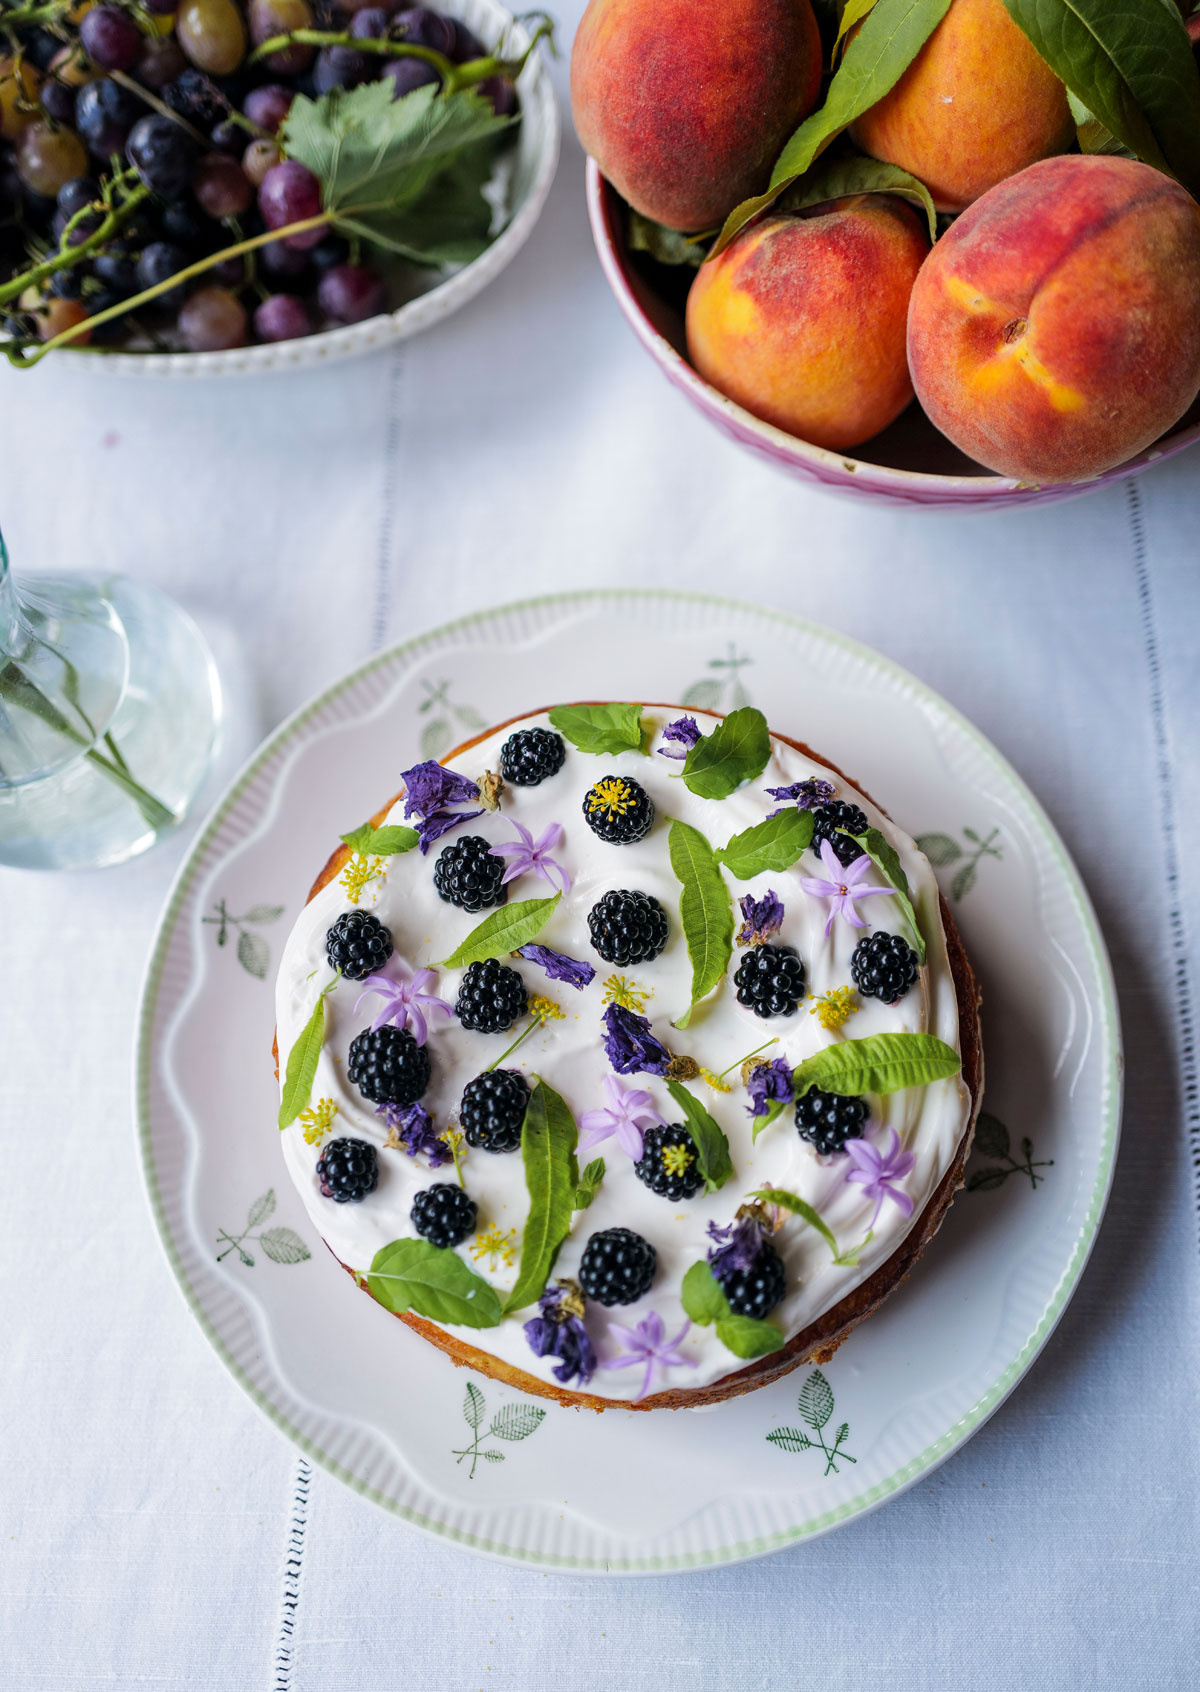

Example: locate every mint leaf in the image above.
[715,1314,786,1359]
[340,821,419,857]
[778,153,938,242]
[666,1080,733,1193]
[840,826,926,964]
[439,893,561,968]
[573,1157,606,1211]
[751,1094,791,1142]
[547,702,647,756]
[681,706,771,800]
[752,1188,839,1257]
[680,1259,732,1326]
[668,820,734,1025]
[502,1079,579,1314]
[715,810,814,879]
[793,1032,961,1097]
[367,1237,502,1328]
[277,976,338,1128]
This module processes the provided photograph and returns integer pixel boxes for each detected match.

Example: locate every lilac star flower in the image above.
[376,1101,449,1167]
[745,1056,794,1118]
[800,839,897,937]
[515,943,596,990]
[524,1283,596,1386]
[354,962,454,1046]
[842,1126,916,1224]
[737,890,784,947]
[578,1074,667,1160]
[766,777,836,818]
[602,1002,672,1077]
[416,808,484,854]
[706,1216,766,1280]
[488,817,572,894]
[658,716,701,760]
[602,1311,697,1401]
[399,760,481,820]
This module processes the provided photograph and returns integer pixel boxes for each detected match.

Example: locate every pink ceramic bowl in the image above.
[586,162,1200,510]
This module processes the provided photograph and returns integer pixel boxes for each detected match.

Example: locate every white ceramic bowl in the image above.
[79,0,559,378]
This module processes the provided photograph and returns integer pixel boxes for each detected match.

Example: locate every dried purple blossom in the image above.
[376,1101,449,1167]
[399,760,481,820]
[766,777,836,818]
[602,1002,672,1077]
[488,817,572,894]
[706,1216,766,1281]
[737,889,785,947]
[658,716,701,760]
[745,1056,795,1118]
[601,1311,696,1401]
[415,807,485,854]
[515,944,596,990]
[523,1282,597,1386]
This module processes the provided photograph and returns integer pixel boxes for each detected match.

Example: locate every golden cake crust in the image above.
[276,704,984,1411]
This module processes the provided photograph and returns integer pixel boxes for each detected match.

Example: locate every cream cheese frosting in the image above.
[274,707,971,1404]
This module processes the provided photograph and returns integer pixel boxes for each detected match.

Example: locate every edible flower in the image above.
[706,1214,767,1280]
[515,943,595,990]
[523,1281,597,1387]
[488,817,572,893]
[800,839,897,937]
[658,716,701,759]
[602,1002,672,1077]
[810,985,858,1031]
[376,1101,449,1167]
[766,777,836,817]
[578,1074,667,1160]
[842,1126,916,1224]
[737,889,784,947]
[745,1056,794,1119]
[354,961,453,1046]
[398,759,484,853]
[602,1311,696,1401]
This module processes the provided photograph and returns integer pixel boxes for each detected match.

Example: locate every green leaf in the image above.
[463,1381,485,1430]
[668,820,734,1025]
[840,826,926,964]
[751,1188,839,1257]
[715,810,814,879]
[666,1080,733,1193]
[502,1079,579,1314]
[751,1095,791,1143]
[241,904,285,924]
[766,1426,812,1451]
[799,1368,835,1431]
[792,1032,961,1098]
[259,1227,311,1265]
[680,706,771,800]
[716,1314,786,1358]
[682,1260,787,1357]
[973,1111,1011,1159]
[488,1402,547,1441]
[367,1237,503,1328]
[915,831,962,867]
[547,702,647,756]
[628,209,710,266]
[951,860,978,901]
[278,981,337,1129]
[967,1166,1010,1191]
[439,893,561,968]
[247,1189,275,1228]
[680,1259,731,1326]
[778,152,938,242]
[999,0,1200,191]
[836,0,883,45]
[237,929,269,979]
[712,0,953,254]
[340,821,419,857]
[573,1157,606,1211]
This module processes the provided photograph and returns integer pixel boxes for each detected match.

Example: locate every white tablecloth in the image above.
[1,16,1198,1685]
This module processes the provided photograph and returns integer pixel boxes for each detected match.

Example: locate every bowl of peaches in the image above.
[575,0,1200,508]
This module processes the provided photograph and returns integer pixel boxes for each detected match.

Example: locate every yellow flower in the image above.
[339,851,382,905]
[470,1225,518,1269]
[586,776,635,817]
[699,1067,732,1094]
[811,985,859,1031]
[602,973,652,1013]
[661,1142,694,1178]
[529,993,564,1023]
[439,1126,467,1181]
[299,1098,338,1146]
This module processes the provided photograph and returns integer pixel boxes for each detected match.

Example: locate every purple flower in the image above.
[602,1311,696,1401]
[515,943,596,990]
[354,962,453,1046]
[488,817,571,894]
[523,1283,596,1386]
[737,890,784,947]
[416,808,485,853]
[800,839,897,937]
[843,1126,915,1224]
[578,1074,667,1160]
[766,777,836,818]
[706,1216,766,1281]
[658,716,701,760]
[376,1101,449,1167]
[746,1056,794,1118]
[399,760,481,820]
[602,1002,671,1077]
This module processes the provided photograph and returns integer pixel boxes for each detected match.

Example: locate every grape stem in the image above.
[0,180,151,309]
[0,0,75,26]
[247,15,557,93]
[109,68,212,149]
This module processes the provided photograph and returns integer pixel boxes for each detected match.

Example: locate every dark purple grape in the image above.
[92,250,139,296]
[143,0,179,14]
[247,0,315,76]
[160,198,209,248]
[80,6,144,73]
[76,78,140,157]
[178,285,247,351]
[318,261,384,324]
[138,36,188,89]
[349,7,389,37]
[193,151,251,218]
[136,240,191,307]
[210,252,247,285]
[127,115,198,197]
[210,118,244,155]
[449,19,485,61]
[258,159,324,248]
[40,80,77,125]
[382,56,439,97]
[56,176,98,218]
[50,268,83,299]
[163,67,229,124]
[254,291,312,341]
[25,29,62,71]
[312,45,373,92]
[394,7,455,55]
[243,83,293,133]
[310,232,349,271]
[476,74,516,117]
[259,236,311,280]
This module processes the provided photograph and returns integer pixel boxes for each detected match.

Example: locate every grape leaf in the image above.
[665,1081,733,1193]
[502,1079,579,1314]
[792,1032,961,1097]
[839,826,926,963]
[668,820,734,1025]
[715,810,814,879]
[367,1237,502,1328]
[681,707,771,800]
[439,893,561,968]
[547,702,647,756]
[777,152,938,242]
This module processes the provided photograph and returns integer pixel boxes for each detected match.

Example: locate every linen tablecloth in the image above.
[1,14,1197,1685]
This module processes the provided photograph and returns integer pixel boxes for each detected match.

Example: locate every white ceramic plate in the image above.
[135,590,1121,1572]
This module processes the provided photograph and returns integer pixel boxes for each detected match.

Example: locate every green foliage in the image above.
[503,1079,579,1313]
[668,820,734,1025]
[665,1081,733,1192]
[778,152,938,240]
[715,810,814,879]
[367,1237,503,1327]
[681,707,772,800]
[547,702,648,755]
[439,893,561,967]
[792,1031,961,1098]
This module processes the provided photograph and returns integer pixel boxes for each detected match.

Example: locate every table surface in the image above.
[2,17,1198,1688]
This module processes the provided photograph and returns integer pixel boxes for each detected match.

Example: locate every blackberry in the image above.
[433,835,507,912]
[346,1025,431,1105]
[851,931,920,1005]
[795,1087,869,1156]
[578,1227,657,1306]
[411,1182,477,1248]
[587,889,669,965]
[721,1240,786,1319]
[455,959,527,1034]
[315,1137,378,1203]
[460,1069,530,1153]
[582,775,654,845]
[811,800,870,868]
[634,1124,703,1201]
[734,944,806,1018]
[325,908,393,981]
[499,727,566,786]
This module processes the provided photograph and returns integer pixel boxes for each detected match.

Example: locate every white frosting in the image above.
[275,708,971,1403]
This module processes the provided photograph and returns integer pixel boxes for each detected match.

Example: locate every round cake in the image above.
[274,702,983,1410]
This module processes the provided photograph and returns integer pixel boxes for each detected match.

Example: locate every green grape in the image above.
[177,0,247,75]
[16,120,89,197]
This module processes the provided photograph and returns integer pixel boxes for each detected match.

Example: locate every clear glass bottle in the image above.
[0,533,221,870]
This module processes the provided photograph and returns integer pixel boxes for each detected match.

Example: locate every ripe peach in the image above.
[686,196,930,450]
[907,154,1200,483]
[849,0,1074,213]
[571,0,822,232]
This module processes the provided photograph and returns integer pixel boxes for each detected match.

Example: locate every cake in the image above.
[273,702,983,1410]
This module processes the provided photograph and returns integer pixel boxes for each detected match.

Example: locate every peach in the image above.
[907,154,1200,483]
[849,0,1074,213]
[571,0,822,232]
[686,196,930,450]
